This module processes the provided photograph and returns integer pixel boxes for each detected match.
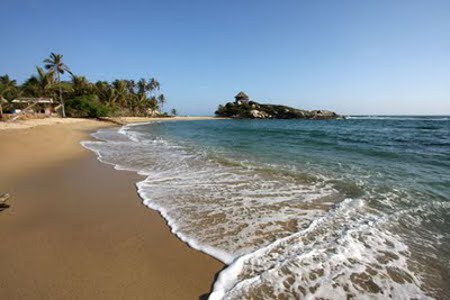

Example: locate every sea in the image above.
[82,116,450,299]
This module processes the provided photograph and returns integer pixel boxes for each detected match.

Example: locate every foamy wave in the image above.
[210,198,431,299]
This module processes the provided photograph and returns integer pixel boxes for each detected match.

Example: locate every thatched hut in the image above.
[235,91,250,103]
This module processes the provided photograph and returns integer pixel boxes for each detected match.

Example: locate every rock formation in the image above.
[215,93,340,120]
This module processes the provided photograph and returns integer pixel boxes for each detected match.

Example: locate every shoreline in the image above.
[0,116,225,131]
[0,118,224,299]
[83,120,235,264]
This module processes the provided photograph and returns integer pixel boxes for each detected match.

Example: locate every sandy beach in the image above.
[0,118,223,299]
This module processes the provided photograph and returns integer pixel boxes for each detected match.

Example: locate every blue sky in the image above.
[1,0,449,115]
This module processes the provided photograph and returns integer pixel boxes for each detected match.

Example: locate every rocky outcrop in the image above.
[249,109,270,119]
[215,100,340,120]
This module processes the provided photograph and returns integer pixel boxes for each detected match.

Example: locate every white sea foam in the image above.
[347,116,449,121]
[210,198,431,299]
[82,123,436,299]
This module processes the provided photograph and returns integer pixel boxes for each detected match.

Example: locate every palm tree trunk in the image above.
[0,96,5,120]
[58,73,65,118]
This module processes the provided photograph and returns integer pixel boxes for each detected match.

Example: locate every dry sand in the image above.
[0,118,223,299]
[0,116,222,131]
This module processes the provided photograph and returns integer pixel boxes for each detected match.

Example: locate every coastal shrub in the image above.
[65,95,111,118]
[215,102,253,117]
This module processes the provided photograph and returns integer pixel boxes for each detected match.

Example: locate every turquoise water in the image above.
[84,116,449,299]
[147,117,449,198]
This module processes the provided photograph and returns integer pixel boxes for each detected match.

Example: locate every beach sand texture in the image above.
[0,118,223,299]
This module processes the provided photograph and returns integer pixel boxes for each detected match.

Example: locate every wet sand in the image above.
[0,119,223,299]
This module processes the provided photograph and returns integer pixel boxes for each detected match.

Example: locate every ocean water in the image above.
[82,116,450,299]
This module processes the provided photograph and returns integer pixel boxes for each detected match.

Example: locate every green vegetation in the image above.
[215,102,255,118]
[0,53,170,118]
[65,95,111,118]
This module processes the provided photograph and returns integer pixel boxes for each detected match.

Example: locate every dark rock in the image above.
[215,98,340,120]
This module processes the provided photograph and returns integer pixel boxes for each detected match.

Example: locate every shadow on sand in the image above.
[0,203,10,212]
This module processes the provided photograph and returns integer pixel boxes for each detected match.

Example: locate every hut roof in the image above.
[235,91,249,100]
[12,98,54,104]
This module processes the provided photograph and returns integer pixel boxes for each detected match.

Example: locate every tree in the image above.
[137,78,147,95]
[0,75,18,118]
[148,97,159,116]
[148,78,160,93]
[157,94,166,112]
[0,53,168,119]
[0,97,5,119]
[72,75,92,97]
[22,67,55,98]
[99,86,118,109]
[112,79,129,108]
[44,52,72,117]
[0,75,18,99]
[171,108,177,116]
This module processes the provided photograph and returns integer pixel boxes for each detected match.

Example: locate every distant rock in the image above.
[215,92,340,120]
[249,109,270,119]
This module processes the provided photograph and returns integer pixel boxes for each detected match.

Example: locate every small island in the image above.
[215,92,340,119]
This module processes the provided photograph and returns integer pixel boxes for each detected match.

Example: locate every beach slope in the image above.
[0,118,222,299]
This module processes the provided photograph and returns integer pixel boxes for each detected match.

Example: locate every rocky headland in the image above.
[215,92,341,120]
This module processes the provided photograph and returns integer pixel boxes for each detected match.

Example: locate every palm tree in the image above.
[112,80,129,109]
[135,93,148,115]
[44,53,72,117]
[0,97,6,119]
[137,78,147,95]
[0,75,17,97]
[103,88,119,108]
[157,94,166,112]
[126,79,136,94]
[170,108,177,116]
[72,75,92,96]
[22,67,55,98]
[148,78,160,94]
[148,96,159,116]
[0,75,18,117]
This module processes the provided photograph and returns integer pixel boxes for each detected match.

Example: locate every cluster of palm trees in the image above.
[0,53,169,118]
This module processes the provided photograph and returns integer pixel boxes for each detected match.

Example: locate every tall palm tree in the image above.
[148,78,160,94]
[157,94,166,112]
[112,80,129,110]
[126,79,136,94]
[137,78,147,95]
[148,96,159,116]
[44,53,72,117]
